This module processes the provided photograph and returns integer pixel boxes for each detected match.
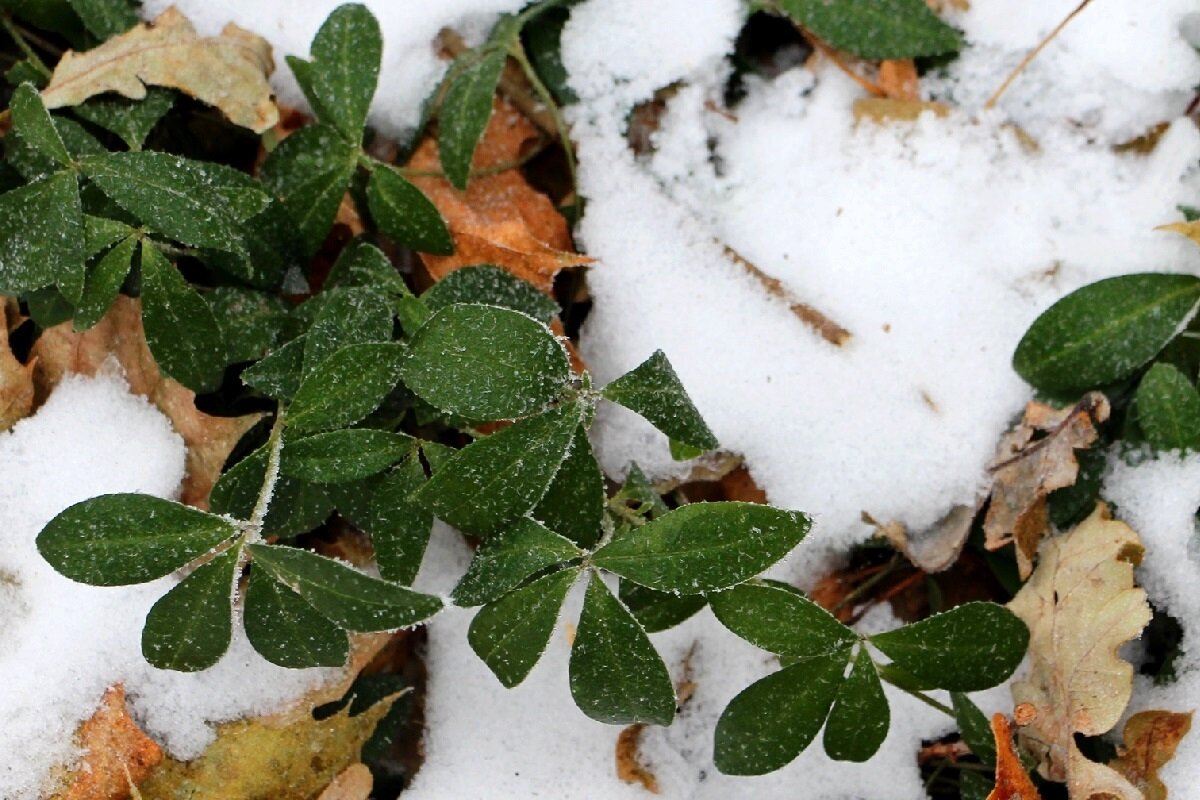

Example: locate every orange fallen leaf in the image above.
[1109,710,1193,800]
[878,59,919,101]
[0,297,34,431]
[407,97,592,293]
[988,713,1043,800]
[616,724,660,793]
[52,685,163,800]
[31,296,262,509]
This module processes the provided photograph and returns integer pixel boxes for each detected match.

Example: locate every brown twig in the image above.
[983,0,1094,110]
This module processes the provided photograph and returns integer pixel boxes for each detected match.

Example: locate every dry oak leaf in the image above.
[407,97,592,293]
[1109,711,1193,800]
[987,713,1044,800]
[317,763,373,800]
[984,392,1110,579]
[30,296,261,509]
[1156,221,1200,248]
[1007,504,1151,799]
[0,296,34,431]
[41,6,278,133]
[50,685,163,800]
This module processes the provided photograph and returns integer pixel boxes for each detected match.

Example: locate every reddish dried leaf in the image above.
[988,713,1044,800]
[1110,711,1193,800]
[55,685,163,800]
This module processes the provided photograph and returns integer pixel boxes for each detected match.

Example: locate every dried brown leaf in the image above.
[1156,221,1200,248]
[865,501,979,573]
[1109,711,1193,800]
[50,685,163,800]
[987,713,1044,800]
[1008,504,1151,799]
[878,59,919,101]
[615,724,660,793]
[984,392,1109,578]
[30,296,261,509]
[42,7,278,133]
[0,297,34,431]
[317,763,373,800]
[852,98,950,124]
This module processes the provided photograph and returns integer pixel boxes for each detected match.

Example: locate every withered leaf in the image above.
[1156,221,1200,248]
[878,59,919,101]
[316,763,373,800]
[1109,710,1193,800]
[50,685,163,800]
[984,392,1110,578]
[864,501,979,573]
[615,723,661,794]
[1007,504,1151,799]
[987,713,1043,800]
[42,7,278,133]
[0,297,34,431]
[852,98,950,124]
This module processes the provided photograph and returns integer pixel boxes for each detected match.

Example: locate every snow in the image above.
[0,371,336,799]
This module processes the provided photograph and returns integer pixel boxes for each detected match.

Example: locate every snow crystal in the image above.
[0,372,335,798]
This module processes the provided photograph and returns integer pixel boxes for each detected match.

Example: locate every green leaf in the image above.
[74,233,135,330]
[402,304,571,420]
[324,238,409,295]
[437,47,506,189]
[286,56,334,123]
[37,493,237,586]
[951,691,997,767]
[357,457,432,584]
[260,123,358,256]
[281,429,413,484]
[960,770,995,800]
[423,265,559,323]
[11,83,72,167]
[288,342,406,433]
[469,566,578,688]
[709,580,858,657]
[140,244,227,392]
[452,516,582,606]
[411,403,580,535]
[72,87,174,149]
[713,652,850,775]
[523,5,577,106]
[776,0,963,59]
[247,543,442,631]
[142,546,238,671]
[206,286,291,364]
[822,647,889,762]
[25,287,74,327]
[601,350,718,451]
[0,171,84,302]
[1013,273,1200,394]
[869,602,1029,692]
[210,446,333,539]
[242,336,306,401]
[530,425,605,548]
[83,214,132,257]
[67,0,138,38]
[302,287,393,374]
[7,116,103,182]
[365,166,453,254]
[569,573,675,725]
[619,582,707,633]
[307,3,381,143]
[1136,362,1200,452]
[592,503,810,594]
[244,568,349,668]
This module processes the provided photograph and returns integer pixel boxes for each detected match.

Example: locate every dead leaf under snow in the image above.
[1109,711,1193,800]
[984,392,1109,579]
[316,763,373,800]
[49,685,163,800]
[864,501,979,573]
[852,98,950,124]
[31,296,261,509]
[1007,504,1151,799]
[1156,221,1200,248]
[615,724,660,793]
[987,713,1043,800]
[41,6,278,133]
[0,297,34,431]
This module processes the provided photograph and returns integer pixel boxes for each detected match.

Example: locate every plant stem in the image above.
[246,408,286,542]
[1,15,51,80]
[508,38,577,193]
[882,675,956,717]
[983,0,1094,110]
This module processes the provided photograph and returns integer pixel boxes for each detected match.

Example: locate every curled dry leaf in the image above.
[984,392,1110,579]
[987,713,1043,800]
[1109,710,1193,800]
[0,297,34,431]
[50,685,163,800]
[615,724,661,794]
[42,7,278,133]
[316,763,373,800]
[30,296,262,509]
[1007,504,1151,799]
[864,501,979,573]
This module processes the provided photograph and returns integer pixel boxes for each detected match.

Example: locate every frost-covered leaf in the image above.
[366,166,453,255]
[11,82,72,167]
[710,580,858,658]
[280,429,413,484]
[1013,273,1200,395]
[452,516,582,607]
[140,244,227,393]
[1007,505,1151,793]
[569,573,675,725]
[438,48,506,189]
[952,691,997,767]
[142,546,238,671]
[592,503,810,594]
[242,335,306,401]
[248,543,442,631]
[42,6,277,132]
[37,493,237,586]
[601,350,718,451]
[288,342,406,433]
[211,445,333,538]
[306,3,381,143]
[83,214,133,258]
[72,86,174,149]
[619,583,707,633]
[1109,710,1193,800]
[469,566,578,688]
[260,124,358,257]
[74,233,136,331]
[776,0,963,59]
[531,425,605,548]
[402,303,571,420]
[324,238,408,295]
[1136,363,1200,453]
[302,287,393,375]
[822,647,888,762]
[411,403,580,535]
[423,264,560,323]
[713,652,849,775]
[244,568,349,668]
[0,171,84,303]
[68,0,139,39]
[205,286,291,364]
[869,602,1027,692]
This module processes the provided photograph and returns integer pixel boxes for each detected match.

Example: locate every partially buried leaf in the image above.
[777,0,963,59]
[287,342,406,433]
[74,234,136,331]
[592,502,810,594]
[142,546,238,671]
[452,516,582,607]
[41,6,278,132]
[823,647,888,762]
[438,47,506,189]
[52,685,163,800]
[1007,504,1151,796]
[317,763,373,800]
[0,171,84,303]
[423,264,560,323]
[1109,710,1193,800]
[306,3,382,144]
[260,124,358,257]
[569,573,676,726]
[280,429,413,484]
[366,166,453,255]
[1136,363,1200,453]
[244,568,349,668]
[469,566,578,688]
[37,493,237,586]
[601,349,718,451]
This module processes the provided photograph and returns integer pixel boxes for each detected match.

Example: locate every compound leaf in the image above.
[452,516,582,607]
[140,243,227,392]
[244,567,349,668]
[142,546,238,671]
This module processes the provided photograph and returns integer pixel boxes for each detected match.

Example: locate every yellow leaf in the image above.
[41,7,278,133]
[317,764,373,800]
[1109,711,1193,800]
[1007,504,1151,799]
[852,98,950,124]
[1156,221,1200,248]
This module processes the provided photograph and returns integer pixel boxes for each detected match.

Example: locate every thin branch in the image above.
[983,0,1094,110]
